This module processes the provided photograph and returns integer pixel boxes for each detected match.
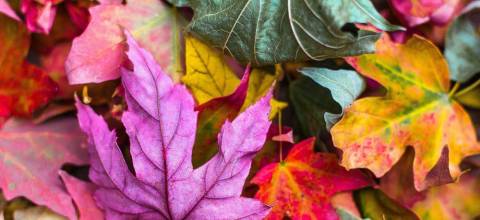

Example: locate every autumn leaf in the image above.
[333,34,479,190]
[243,124,295,197]
[12,206,66,220]
[379,148,427,208]
[0,14,58,126]
[411,173,480,219]
[354,188,419,220]
[59,171,104,220]
[21,0,60,34]
[66,0,186,84]
[0,0,20,20]
[183,0,403,66]
[242,66,279,111]
[184,37,278,167]
[182,36,240,104]
[31,1,91,55]
[251,138,371,220]
[0,117,89,220]
[191,68,250,167]
[389,0,461,27]
[76,31,272,219]
[455,84,480,109]
[269,98,288,120]
[445,0,480,82]
[183,35,279,106]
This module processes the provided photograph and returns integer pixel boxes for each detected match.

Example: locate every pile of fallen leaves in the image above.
[1,0,480,219]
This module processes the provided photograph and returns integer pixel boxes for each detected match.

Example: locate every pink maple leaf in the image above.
[76,31,273,219]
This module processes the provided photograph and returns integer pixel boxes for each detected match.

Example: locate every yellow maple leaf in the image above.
[332,35,479,190]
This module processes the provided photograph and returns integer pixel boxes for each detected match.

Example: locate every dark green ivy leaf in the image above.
[185,0,403,66]
[289,75,339,150]
[300,67,365,129]
[289,68,364,151]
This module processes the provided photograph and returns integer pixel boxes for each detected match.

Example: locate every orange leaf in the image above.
[251,138,371,219]
[0,15,57,126]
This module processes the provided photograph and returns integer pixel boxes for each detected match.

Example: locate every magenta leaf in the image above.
[21,0,57,34]
[0,0,20,21]
[76,31,272,219]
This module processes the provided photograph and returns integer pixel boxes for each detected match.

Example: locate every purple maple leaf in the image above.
[76,31,272,219]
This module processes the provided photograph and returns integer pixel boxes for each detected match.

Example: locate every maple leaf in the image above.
[412,173,480,219]
[378,148,427,208]
[445,0,480,82]
[332,34,480,190]
[0,117,89,220]
[182,36,241,104]
[0,14,58,126]
[76,31,272,219]
[182,0,402,66]
[60,171,104,220]
[192,67,250,167]
[66,0,186,84]
[251,138,371,220]
[183,35,279,106]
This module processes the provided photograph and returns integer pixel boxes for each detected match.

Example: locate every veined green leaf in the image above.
[185,0,403,66]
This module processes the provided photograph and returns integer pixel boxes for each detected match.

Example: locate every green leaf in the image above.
[354,188,419,220]
[300,67,365,129]
[289,75,339,150]
[445,1,480,82]
[186,0,403,66]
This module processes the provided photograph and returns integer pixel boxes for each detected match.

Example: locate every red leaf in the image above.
[252,138,372,219]
[0,117,89,219]
[0,15,58,126]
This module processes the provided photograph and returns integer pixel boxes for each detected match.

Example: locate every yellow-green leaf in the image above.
[268,98,288,120]
[332,34,479,190]
[241,67,278,111]
[182,36,240,104]
[412,173,480,219]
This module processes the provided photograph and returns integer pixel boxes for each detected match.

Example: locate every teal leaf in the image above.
[165,0,189,7]
[445,1,480,82]
[300,67,365,130]
[186,0,404,66]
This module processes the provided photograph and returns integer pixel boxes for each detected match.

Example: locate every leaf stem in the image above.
[455,78,480,97]
[278,110,283,162]
[448,82,461,98]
